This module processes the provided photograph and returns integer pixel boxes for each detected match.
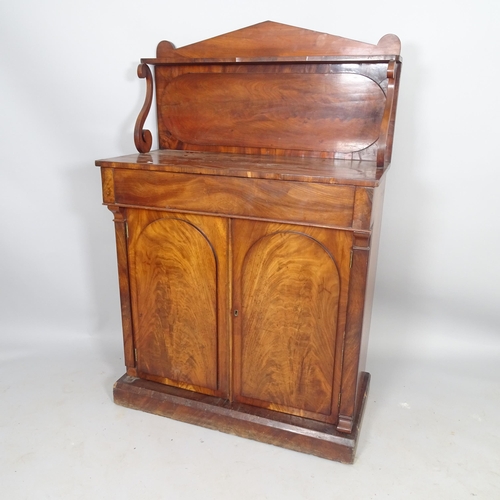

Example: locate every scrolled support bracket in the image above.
[376,60,397,168]
[134,63,154,153]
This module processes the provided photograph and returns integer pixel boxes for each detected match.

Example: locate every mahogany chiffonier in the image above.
[96,21,402,463]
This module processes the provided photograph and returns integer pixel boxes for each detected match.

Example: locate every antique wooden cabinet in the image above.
[97,21,402,463]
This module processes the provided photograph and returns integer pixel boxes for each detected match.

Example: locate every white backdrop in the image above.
[1,1,499,354]
[2,1,500,497]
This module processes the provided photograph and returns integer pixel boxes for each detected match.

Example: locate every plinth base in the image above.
[113,372,370,464]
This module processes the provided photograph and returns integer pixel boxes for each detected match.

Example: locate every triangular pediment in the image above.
[155,21,400,60]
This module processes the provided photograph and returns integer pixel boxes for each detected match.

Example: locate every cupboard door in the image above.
[127,210,229,397]
[232,220,351,423]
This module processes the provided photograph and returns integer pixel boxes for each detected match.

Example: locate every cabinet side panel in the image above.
[358,180,386,375]
[130,216,218,393]
[235,226,340,421]
[338,181,386,432]
[337,229,371,433]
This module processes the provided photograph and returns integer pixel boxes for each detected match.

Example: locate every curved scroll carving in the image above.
[376,60,397,168]
[134,63,153,153]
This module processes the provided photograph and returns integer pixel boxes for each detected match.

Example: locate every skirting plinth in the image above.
[113,372,370,464]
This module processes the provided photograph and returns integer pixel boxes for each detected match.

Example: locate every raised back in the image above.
[134,21,402,166]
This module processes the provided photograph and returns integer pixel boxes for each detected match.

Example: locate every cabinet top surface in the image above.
[96,149,388,187]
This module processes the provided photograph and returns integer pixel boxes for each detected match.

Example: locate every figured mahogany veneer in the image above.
[97,21,402,463]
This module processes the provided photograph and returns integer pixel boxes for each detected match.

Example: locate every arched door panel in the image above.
[127,210,228,397]
[232,220,351,423]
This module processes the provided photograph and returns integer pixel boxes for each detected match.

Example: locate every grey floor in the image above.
[2,297,499,499]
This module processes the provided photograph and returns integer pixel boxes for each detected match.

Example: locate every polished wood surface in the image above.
[151,21,400,61]
[130,213,218,393]
[98,21,402,463]
[232,221,351,423]
[159,72,385,155]
[134,64,153,154]
[127,210,229,397]
[114,372,371,464]
[153,60,399,163]
[134,21,401,164]
[110,168,356,229]
[98,150,388,186]
[108,206,135,372]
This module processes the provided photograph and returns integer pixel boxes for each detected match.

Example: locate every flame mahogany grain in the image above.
[97,21,402,463]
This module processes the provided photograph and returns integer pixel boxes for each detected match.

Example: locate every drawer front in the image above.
[113,169,355,228]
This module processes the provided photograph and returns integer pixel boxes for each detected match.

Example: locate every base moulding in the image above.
[113,371,370,464]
